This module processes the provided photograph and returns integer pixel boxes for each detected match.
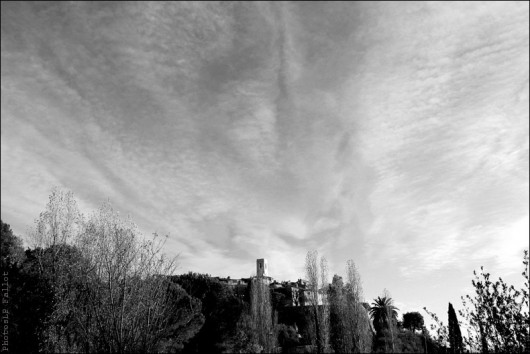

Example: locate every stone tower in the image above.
[256,258,268,278]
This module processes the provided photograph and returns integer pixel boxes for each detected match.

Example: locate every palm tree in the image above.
[370,296,398,329]
[370,296,399,352]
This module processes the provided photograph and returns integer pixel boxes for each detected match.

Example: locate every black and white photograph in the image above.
[1,2,529,353]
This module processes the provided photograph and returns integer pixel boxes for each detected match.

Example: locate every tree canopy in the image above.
[403,312,424,333]
[1,219,24,266]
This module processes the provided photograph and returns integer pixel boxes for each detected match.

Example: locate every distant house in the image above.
[270,279,308,307]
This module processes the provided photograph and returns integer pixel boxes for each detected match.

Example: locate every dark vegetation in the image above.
[1,188,528,353]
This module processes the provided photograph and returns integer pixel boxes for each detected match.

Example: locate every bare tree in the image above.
[320,256,330,351]
[305,250,329,353]
[29,189,204,352]
[73,201,203,352]
[30,188,85,351]
[30,187,83,277]
[345,260,372,353]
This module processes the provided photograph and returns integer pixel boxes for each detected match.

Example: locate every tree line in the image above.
[1,188,528,353]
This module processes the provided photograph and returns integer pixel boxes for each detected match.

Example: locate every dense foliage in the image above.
[403,312,424,333]
[171,272,246,352]
[328,268,372,353]
[1,220,24,266]
[277,323,300,351]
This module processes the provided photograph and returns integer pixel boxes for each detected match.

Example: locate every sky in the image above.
[1,1,529,323]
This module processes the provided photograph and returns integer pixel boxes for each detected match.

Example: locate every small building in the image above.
[256,258,268,277]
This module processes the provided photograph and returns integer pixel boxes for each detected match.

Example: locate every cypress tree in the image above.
[448,302,463,353]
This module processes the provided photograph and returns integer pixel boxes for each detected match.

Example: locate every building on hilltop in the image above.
[256,258,268,277]
[255,258,272,283]
[215,258,319,307]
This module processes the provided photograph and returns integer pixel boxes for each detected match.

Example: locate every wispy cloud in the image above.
[1,1,528,320]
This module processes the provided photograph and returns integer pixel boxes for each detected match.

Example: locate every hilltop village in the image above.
[213,258,313,307]
[214,258,372,312]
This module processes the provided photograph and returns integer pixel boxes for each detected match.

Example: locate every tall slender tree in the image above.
[345,260,372,353]
[329,275,349,353]
[250,277,275,352]
[305,250,329,353]
[320,257,330,351]
[448,302,463,353]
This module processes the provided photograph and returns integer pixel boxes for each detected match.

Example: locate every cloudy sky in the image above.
[2,1,528,320]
